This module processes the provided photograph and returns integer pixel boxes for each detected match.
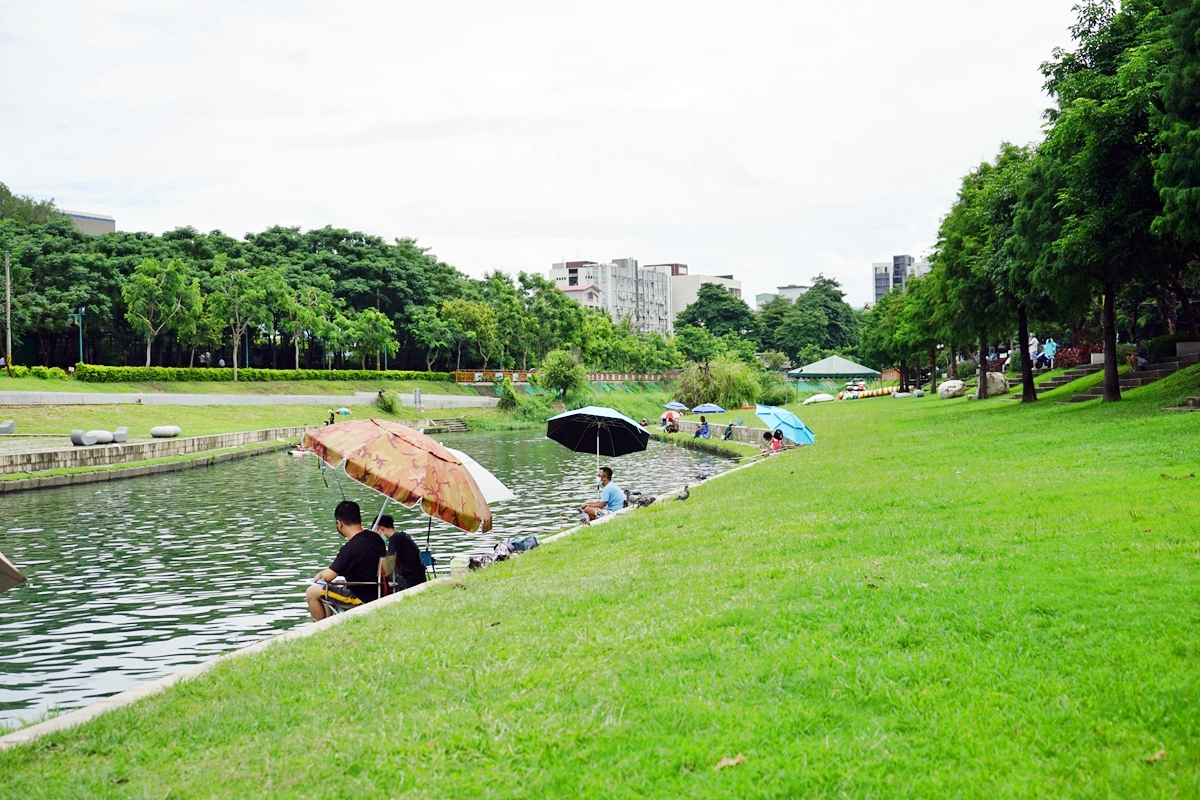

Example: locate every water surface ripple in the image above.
[0,431,727,726]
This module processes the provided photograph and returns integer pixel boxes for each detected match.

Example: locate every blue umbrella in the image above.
[755,404,815,445]
[692,403,725,414]
[664,401,688,411]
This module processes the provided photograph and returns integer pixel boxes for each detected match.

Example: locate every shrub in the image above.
[538,350,588,397]
[375,390,399,414]
[1145,332,1196,364]
[73,364,453,383]
[512,392,557,422]
[757,385,788,406]
[29,365,69,380]
[673,356,759,409]
[495,377,520,412]
[1054,344,1103,369]
[6,365,30,378]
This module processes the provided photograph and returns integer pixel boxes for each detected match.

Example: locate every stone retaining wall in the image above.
[0,440,294,494]
[0,427,312,475]
[673,419,770,445]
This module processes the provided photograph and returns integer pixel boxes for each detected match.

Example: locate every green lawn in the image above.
[0,404,511,438]
[2,367,1198,796]
[0,376,475,396]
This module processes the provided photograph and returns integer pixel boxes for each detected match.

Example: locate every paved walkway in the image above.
[0,391,497,409]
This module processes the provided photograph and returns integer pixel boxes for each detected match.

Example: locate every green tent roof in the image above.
[787,355,880,379]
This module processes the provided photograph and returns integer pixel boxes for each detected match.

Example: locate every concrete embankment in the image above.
[673,418,770,445]
[0,391,497,409]
[0,426,314,476]
[0,440,296,494]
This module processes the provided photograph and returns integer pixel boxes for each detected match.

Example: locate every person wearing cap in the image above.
[305,500,386,621]
[374,514,427,591]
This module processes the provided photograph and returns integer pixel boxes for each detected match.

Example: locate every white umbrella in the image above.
[0,551,26,594]
[443,447,517,504]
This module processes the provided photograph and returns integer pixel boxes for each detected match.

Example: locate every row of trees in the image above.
[861,0,1200,403]
[1,187,865,378]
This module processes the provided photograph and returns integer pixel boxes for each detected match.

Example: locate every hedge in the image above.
[73,364,454,383]
[3,365,70,379]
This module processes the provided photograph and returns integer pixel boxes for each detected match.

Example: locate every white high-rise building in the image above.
[873,255,925,304]
[549,259,672,335]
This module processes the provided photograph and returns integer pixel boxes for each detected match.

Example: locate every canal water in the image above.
[0,430,728,727]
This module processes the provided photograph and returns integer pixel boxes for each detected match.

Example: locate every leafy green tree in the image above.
[1039,0,1170,401]
[673,355,759,409]
[775,303,828,363]
[121,258,201,366]
[346,307,399,369]
[539,349,588,396]
[675,283,761,344]
[673,325,719,366]
[408,305,454,371]
[440,298,490,370]
[0,182,58,225]
[793,276,859,350]
[207,254,269,380]
[756,295,791,352]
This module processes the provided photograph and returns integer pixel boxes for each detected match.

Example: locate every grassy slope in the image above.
[2,369,1199,797]
[0,376,475,396]
[0,404,509,438]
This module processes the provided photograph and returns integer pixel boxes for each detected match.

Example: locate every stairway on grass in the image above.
[1007,363,1103,399]
[1067,350,1200,402]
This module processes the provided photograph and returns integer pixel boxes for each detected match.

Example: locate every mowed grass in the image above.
[1,368,1199,797]
[0,376,474,396]
[0,404,508,438]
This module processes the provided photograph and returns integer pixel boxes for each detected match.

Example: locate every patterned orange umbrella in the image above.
[303,419,492,533]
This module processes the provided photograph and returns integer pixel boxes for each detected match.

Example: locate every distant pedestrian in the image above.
[218,358,226,368]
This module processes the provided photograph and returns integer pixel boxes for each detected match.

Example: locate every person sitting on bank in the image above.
[580,466,623,520]
[770,429,785,452]
[305,500,386,621]
[374,514,427,591]
[694,416,710,439]
[1128,339,1150,371]
[761,430,774,455]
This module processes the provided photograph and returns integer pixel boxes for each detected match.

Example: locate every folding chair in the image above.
[318,555,397,617]
[420,551,439,580]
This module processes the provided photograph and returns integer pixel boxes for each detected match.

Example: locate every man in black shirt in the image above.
[375,515,427,591]
[305,500,386,621]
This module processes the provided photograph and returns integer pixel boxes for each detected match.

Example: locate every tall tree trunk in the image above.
[1158,290,1177,335]
[1174,272,1197,338]
[947,344,958,379]
[929,348,937,392]
[426,354,435,371]
[913,358,923,391]
[1018,303,1036,403]
[189,347,195,367]
[232,335,240,381]
[1102,285,1121,402]
[295,334,301,370]
[975,328,989,399]
[145,335,153,367]
[456,342,462,371]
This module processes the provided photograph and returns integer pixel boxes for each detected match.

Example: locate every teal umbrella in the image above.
[755,404,815,445]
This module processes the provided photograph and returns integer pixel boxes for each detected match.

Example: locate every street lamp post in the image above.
[67,306,86,365]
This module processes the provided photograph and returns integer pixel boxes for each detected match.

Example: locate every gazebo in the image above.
[787,355,881,381]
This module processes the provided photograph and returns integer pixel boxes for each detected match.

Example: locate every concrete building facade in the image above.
[60,210,115,236]
[872,254,928,304]
[550,259,672,335]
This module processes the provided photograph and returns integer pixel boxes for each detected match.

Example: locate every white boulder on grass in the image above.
[803,393,836,405]
[150,425,182,438]
[86,430,114,445]
[0,420,14,435]
[938,380,966,399]
[984,372,1010,396]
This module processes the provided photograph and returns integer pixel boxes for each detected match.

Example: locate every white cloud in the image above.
[0,0,1077,306]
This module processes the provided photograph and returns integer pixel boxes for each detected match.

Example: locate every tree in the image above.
[539,349,588,396]
[408,305,454,370]
[439,298,492,370]
[675,283,761,343]
[793,276,860,350]
[346,307,399,369]
[775,304,828,362]
[673,355,759,409]
[121,258,200,366]
[0,182,57,226]
[674,325,719,366]
[1040,0,1170,401]
[207,254,269,380]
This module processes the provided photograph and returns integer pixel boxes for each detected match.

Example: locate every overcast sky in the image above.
[0,1,1079,307]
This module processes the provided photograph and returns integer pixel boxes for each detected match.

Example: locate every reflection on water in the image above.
[0,431,727,726]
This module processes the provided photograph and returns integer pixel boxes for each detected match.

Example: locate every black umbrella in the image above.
[546,405,650,467]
